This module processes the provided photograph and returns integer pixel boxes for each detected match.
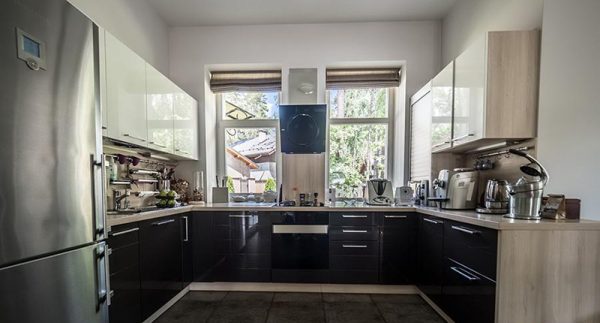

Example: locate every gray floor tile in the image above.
[155,299,217,323]
[322,293,372,303]
[267,302,325,323]
[370,294,425,304]
[375,302,445,323]
[207,301,270,323]
[222,291,274,303]
[273,292,323,303]
[183,291,228,302]
[324,302,385,323]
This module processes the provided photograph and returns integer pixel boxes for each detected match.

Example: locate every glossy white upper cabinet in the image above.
[430,61,454,152]
[453,37,485,146]
[450,30,540,151]
[104,32,148,146]
[173,86,198,160]
[146,64,174,154]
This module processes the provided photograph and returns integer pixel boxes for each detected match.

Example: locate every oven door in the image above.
[271,225,329,270]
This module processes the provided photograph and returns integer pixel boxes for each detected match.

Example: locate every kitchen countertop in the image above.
[107,203,600,231]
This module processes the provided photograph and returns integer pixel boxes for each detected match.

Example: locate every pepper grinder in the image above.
[313,192,318,206]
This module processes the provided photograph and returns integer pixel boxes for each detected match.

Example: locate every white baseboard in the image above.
[144,285,190,323]
[189,282,418,294]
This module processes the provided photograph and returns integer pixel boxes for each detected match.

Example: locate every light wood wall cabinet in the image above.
[449,30,540,151]
[430,62,454,152]
[104,32,148,146]
[146,64,174,154]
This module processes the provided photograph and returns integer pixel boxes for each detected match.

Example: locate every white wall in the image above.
[537,0,600,220]
[168,21,442,194]
[442,0,543,63]
[68,0,170,74]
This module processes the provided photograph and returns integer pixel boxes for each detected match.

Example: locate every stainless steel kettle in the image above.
[484,179,509,209]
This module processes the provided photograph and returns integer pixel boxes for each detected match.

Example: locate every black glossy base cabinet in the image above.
[380,213,418,284]
[108,223,142,323]
[108,213,192,323]
[417,215,444,305]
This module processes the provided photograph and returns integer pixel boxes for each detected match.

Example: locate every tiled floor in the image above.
[156,291,445,323]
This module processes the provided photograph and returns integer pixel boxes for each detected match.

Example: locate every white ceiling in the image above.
[146,0,456,26]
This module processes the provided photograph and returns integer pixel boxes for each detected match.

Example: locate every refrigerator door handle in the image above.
[95,243,108,311]
[92,154,107,240]
[105,248,112,306]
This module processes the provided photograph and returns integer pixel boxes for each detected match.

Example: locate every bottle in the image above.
[109,158,118,181]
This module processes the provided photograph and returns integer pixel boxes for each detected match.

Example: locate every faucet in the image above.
[113,190,130,211]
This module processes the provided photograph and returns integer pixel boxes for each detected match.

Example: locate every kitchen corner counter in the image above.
[107,203,600,231]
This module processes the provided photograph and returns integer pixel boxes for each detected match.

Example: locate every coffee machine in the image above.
[366,179,393,206]
[429,169,478,210]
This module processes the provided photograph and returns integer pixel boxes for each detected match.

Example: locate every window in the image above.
[327,88,393,198]
[218,92,280,194]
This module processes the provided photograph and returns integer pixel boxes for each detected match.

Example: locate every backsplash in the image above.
[104,146,181,211]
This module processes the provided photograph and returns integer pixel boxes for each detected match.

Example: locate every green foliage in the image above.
[226,176,235,193]
[264,178,276,192]
[327,88,389,197]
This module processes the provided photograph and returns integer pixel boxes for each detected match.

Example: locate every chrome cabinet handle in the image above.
[451,133,475,142]
[123,133,146,142]
[229,214,252,218]
[423,218,442,225]
[152,219,175,226]
[432,141,451,148]
[149,141,167,148]
[342,229,368,233]
[451,225,480,235]
[342,215,368,218]
[342,244,368,248]
[450,266,480,281]
[183,216,189,242]
[110,227,139,236]
[175,148,190,155]
[385,215,407,219]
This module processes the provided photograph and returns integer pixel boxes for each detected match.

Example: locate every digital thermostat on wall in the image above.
[16,28,47,71]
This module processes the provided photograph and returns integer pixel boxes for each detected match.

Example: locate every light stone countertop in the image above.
[107,203,600,231]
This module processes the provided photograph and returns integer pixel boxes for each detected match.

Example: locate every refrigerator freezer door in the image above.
[0,242,109,323]
[0,0,102,266]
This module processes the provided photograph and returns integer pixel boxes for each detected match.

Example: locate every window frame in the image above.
[216,92,282,194]
[325,88,395,198]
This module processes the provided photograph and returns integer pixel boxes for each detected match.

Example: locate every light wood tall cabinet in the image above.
[146,64,174,154]
[450,30,540,151]
[104,32,148,146]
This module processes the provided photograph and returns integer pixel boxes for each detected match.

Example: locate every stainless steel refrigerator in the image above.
[0,0,108,322]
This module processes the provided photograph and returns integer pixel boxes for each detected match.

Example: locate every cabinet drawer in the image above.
[329,226,379,241]
[329,213,377,226]
[329,241,378,256]
[109,224,140,248]
[444,220,498,279]
[330,255,379,271]
[381,213,417,227]
[329,270,379,284]
[442,258,496,323]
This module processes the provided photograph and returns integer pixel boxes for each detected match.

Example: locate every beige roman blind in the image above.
[326,67,401,89]
[210,70,282,93]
